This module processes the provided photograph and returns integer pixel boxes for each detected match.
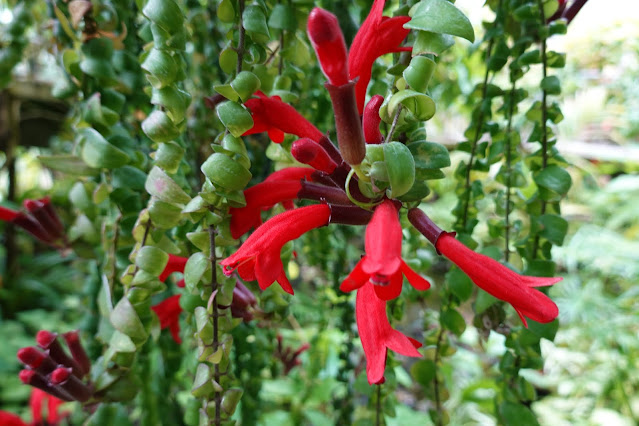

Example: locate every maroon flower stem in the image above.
[562,0,588,24]
[325,81,366,166]
[310,171,340,188]
[49,367,92,402]
[63,331,91,376]
[318,135,343,164]
[298,181,352,205]
[36,331,83,378]
[17,347,58,375]
[19,369,74,402]
[407,208,449,252]
[328,205,373,226]
[24,200,64,240]
[12,213,56,244]
[330,163,370,203]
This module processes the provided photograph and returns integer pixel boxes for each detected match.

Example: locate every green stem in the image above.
[504,80,516,263]
[376,383,382,426]
[433,326,445,426]
[236,0,246,75]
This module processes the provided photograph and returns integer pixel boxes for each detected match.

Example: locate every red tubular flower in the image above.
[229,168,318,239]
[243,92,323,143]
[348,0,412,113]
[356,281,421,384]
[0,388,68,426]
[151,295,183,343]
[221,204,331,294]
[436,234,560,326]
[159,254,188,282]
[363,95,385,144]
[1,205,59,246]
[307,7,349,86]
[341,200,430,300]
[291,138,339,174]
[24,198,65,241]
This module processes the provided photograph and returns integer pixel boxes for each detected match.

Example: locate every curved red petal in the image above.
[372,271,403,301]
[400,260,431,291]
[340,258,369,293]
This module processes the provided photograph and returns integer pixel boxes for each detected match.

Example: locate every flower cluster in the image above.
[219,0,563,385]
[0,198,66,248]
[17,331,93,403]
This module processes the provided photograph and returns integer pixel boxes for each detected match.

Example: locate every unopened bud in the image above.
[363,95,385,144]
[63,331,91,376]
[291,138,338,173]
[36,331,83,377]
[307,8,349,86]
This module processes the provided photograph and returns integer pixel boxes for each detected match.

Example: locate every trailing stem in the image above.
[504,81,516,262]
[209,223,221,425]
[376,384,382,426]
[460,0,503,229]
[236,0,246,75]
[385,104,402,144]
[433,326,445,426]
[532,0,549,259]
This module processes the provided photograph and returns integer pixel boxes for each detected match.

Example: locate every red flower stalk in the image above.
[0,388,69,426]
[19,370,73,402]
[36,331,83,378]
[0,205,60,247]
[24,198,65,241]
[221,204,331,294]
[341,200,430,300]
[243,91,323,143]
[307,7,349,86]
[291,138,339,174]
[356,281,421,384]
[151,294,182,343]
[275,334,311,375]
[407,208,561,327]
[349,0,412,113]
[158,254,188,282]
[363,95,385,144]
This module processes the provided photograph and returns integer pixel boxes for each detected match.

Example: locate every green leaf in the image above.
[404,56,436,92]
[216,102,254,137]
[537,214,568,245]
[383,142,415,198]
[499,402,540,426]
[148,199,183,228]
[80,129,130,169]
[142,110,181,142]
[441,309,466,336]
[413,30,454,56]
[540,76,561,95]
[201,153,252,191]
[142,0,184,33]
[407,0,475,42]
[135,246,168,276]
[217,0,235,22]
[447,267,473,302]
[39,155,100,176]
[243,5,270,38]
[411,359,436,387]
[397,180,430,202]
[184,252,210,292]
[408,141,451,170]
[269,4,297,31]
[141,48,178,89]
[387,90,436,122]
[534,165,571,195]
[110,298,147,343]
[219,47,238,74]
[145,166,191,205]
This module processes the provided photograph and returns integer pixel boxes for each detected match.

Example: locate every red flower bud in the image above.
[307,8,349,86]
[363,95,385,144]
[291,138,338,173]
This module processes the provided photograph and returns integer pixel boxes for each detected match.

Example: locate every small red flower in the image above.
[341,200,430,300]
[151,295,182,343]
[436,233,561,326]
[349,0,412,113]
[356,281,422,385]
[307,7,349,86]
[0,388,68,426]
[158,254,188,282]
[243,92,323,143]
[0,202,65,248]
[229,167,316,239]
[221,204,331,294]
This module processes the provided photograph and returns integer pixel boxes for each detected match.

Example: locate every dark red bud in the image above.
[49,367,72,385]
[36,330,58,348]
[325,81,366,166]
[12,213,56,244]
[17,347,46,368]
[37,330,83,377]
[19,369,74,401]
[63,331,91,376]
[292,138,339,174]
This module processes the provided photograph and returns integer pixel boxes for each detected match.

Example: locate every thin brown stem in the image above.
[385,104,402,144]
[209,223,221,425]
[236,0,246,75]
[504,81,516,263]
[433,326,445,426]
